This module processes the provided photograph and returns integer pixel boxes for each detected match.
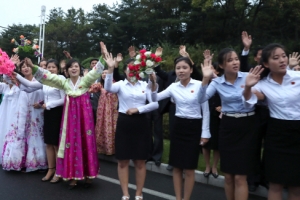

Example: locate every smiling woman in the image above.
[21,51,105,189]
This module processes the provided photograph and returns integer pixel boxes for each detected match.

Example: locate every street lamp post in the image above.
[38,5,46,63]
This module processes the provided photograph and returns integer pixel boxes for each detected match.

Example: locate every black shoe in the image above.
[155,161,161,167]
[166,165,173,171]
[248,184,258,192]
[203,170,211,178]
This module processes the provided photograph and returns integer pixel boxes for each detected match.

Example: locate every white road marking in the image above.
[97,174,176,200]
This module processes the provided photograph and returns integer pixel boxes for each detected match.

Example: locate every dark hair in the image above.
[46,59,60,73]
[216,48,237,74]
[212,62,223,76]
[123,58,135,72]
[39,58,47,65]
[259,43,286,79]
[89,58,99,64]
[19,60,31,77]
[253,46,264,57]
[65,59,83,76]
[174,56,193,68]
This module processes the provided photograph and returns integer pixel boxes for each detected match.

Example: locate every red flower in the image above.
[150,53,156,59]
[155,56,162,63]
[141,61,146,67]
[129,73,134,77]
[136,74,140,80]
[140,49,147,54]
[291,82,295,85]
[128,65,135,71]
[141,54,147,60]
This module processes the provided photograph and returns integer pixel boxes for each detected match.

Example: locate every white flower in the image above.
[134,60,141,65]
[130,77,137,82]
[136,55,141,60]
[33,39,38,44]
[145,51,151,57]
[139,72,145,79]
[146,60,154,67]
[145,67,154,74]
[32,45,36,50]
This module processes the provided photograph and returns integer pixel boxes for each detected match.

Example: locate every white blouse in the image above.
[104,73,158,114]
[246,70,300,120]
[153,79,211,138]
[17,74,66,110]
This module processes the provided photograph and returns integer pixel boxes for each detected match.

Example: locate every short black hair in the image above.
[65,59,83,76]
[253,46,264,57]
[90,58,99,64]
[46,59,60,73]
[173,56,193,68]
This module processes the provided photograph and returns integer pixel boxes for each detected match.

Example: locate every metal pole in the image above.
[38,7,43,63]
[41,6,46,60]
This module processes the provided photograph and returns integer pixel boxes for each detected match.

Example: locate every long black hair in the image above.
[259,43,286,79]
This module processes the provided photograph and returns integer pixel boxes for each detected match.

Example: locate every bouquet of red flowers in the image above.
[128,49,162,82]
[0,49,15,75]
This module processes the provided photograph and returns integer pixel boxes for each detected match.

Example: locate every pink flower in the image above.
[43,74,47,79]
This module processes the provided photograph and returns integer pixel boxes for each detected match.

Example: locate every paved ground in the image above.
[0,160,267,200]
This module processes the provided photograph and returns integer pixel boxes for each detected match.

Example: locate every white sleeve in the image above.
[17,74,43,89]
[200,101,211,138]
[137,86,159,113]
[104,73,120,93]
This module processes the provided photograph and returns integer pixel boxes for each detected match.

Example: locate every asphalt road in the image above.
[0,160,267,200]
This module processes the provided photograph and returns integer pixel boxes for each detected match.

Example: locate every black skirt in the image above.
[44,106,63,145]
[264,118,300,186]
[203,113,220,150]
[219,114,258,175]
[115,113,151,160]
[169,117,202,169]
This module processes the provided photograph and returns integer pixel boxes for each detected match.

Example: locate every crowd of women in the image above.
[0,31,299,200]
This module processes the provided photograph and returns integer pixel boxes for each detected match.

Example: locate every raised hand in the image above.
[103,53,115,72]
[100,41,108,56]
[114,53,123,68]
[179,45,189,57]
[155,47,163,57]
[25,58,34,68]
[201,59,213,79]
[241,31,252,51]
[245,65,264,88]
[10,54,20,65]
[128,46,136,58]
[203,49,214,62]
[63,50,72,59]
[289,52,300,68]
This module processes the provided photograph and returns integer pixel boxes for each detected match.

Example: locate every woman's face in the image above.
[39,61,47,69]
[264,48,288,74]
[101,70,108,80]
[60,61,66,71]
[175,60,193,81]
[47,63,59,74]
[21,63,33,76]
[67,62,80,78]
[219,51,240,74]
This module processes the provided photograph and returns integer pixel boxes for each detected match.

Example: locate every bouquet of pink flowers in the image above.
[128,49,162,82]
[0,49,15,75]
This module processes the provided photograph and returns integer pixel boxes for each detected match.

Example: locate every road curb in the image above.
[98,154,268,198]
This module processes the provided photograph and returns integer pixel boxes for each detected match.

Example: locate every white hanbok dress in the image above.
[2,77,47,172]
[0,83,20,164]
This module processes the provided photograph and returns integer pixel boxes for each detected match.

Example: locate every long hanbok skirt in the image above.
[2,89,47,172]
[95,91,118,155]
[0,85,20,165]
[56,93,99,180]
